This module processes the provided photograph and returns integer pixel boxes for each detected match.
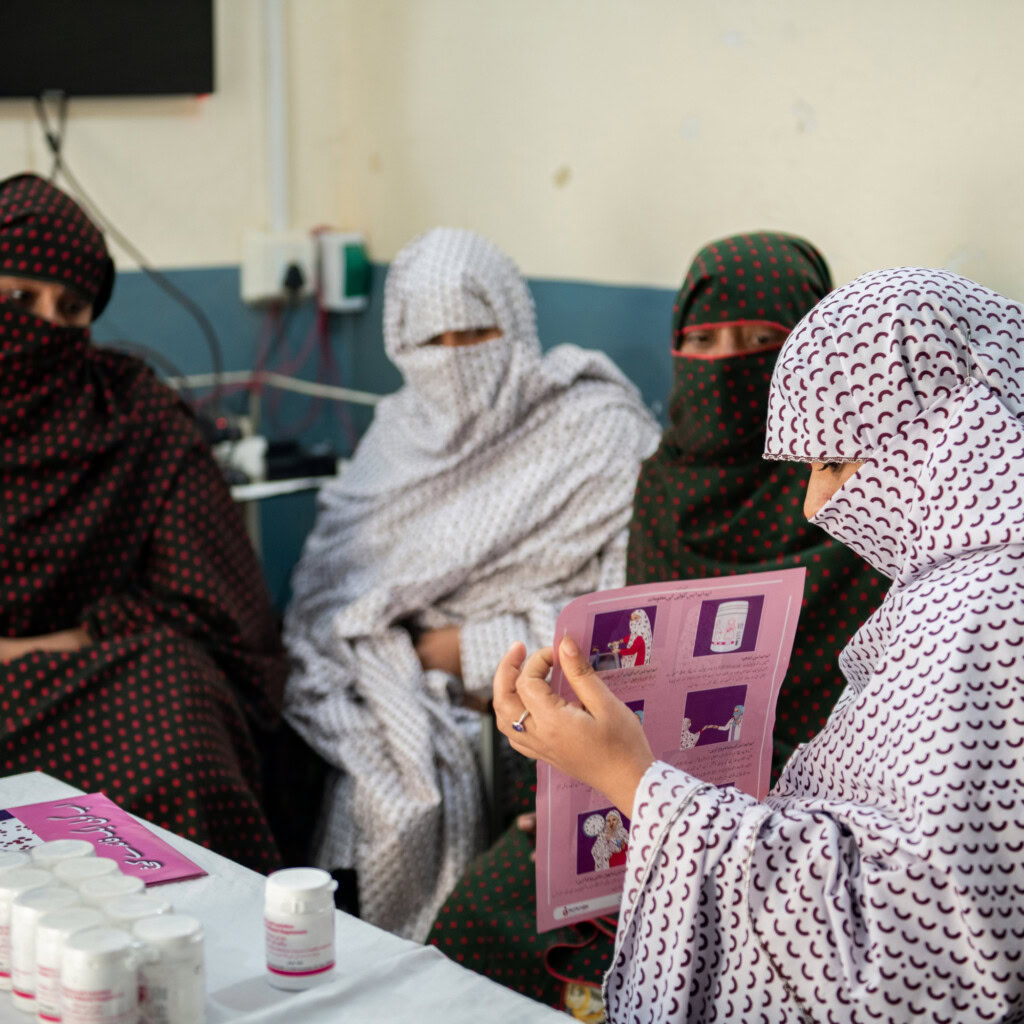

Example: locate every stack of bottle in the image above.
[0,842,204,1024]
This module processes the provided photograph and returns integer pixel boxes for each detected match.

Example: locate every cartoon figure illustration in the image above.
[703,704,745,742]
[583,810,629,871]
[679,716,702,750]
[625,699,645,725]
[608,608,653,668]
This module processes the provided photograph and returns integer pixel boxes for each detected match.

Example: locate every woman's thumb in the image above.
[559,635,613,710]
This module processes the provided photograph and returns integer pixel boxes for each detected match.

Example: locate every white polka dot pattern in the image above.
[606,269,1024,1022]
[284,228,658,941]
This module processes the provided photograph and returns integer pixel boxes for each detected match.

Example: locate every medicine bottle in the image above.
[35,906,107,1024]
[132,914,204,1024]
[77,876,144,908]
[60,927,138,1024]
[10,885,79,1011]
[0,869,53,991]
[0,854,31,877]
[30,842,95,870]
[710,600,749,653]
[103,895,171,929]
[264,868,337,990]
[53,858,120,888]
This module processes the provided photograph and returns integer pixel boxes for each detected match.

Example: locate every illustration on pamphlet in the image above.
[683,685,747,745]
[576,808,630,875]
[535,568,805,932]
[692,595,764,657]
[590,606,657,670]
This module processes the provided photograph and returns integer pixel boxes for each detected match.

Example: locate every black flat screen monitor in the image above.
[0,1,214,98]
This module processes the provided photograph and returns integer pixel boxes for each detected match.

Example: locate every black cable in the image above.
[34,93,67,180]
[98,339,197,406]
[33,94,227,413]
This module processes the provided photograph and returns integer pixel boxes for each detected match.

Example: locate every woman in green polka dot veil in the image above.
[428,232,886,1015]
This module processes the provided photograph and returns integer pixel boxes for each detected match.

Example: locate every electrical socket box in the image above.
[241,231,316,305]
[319,232,371,312]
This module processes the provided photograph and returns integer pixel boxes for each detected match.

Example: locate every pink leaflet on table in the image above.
[5,793,206,885]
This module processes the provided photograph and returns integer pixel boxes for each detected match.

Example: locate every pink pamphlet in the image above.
[535,567,805,932]
[0,793,206,885]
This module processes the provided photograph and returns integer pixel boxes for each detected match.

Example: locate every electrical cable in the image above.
[33,92,227,413]
[34,92,67,180]
[99,340,198,406]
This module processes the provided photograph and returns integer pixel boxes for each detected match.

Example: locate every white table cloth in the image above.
[0,773,561,1023]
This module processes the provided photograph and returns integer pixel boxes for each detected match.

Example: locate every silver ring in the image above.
[512,709,530,732]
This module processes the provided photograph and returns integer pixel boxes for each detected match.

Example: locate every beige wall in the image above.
[3,0,1023,294]
[334,0,1024,293]
[0,0,271,269]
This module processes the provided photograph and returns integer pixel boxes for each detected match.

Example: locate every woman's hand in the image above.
[0,628,90,662]
[517,811,537,862]
[414,626,463,678]
[493,636,654,817]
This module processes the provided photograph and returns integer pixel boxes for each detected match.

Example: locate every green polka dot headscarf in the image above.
[672,231,833,344]
[629,231,885,773]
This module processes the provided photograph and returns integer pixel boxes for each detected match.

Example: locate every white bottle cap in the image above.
[132,914,202,955]
[102,894,171,925]
[265,868,337,914]
[0,868,53,899]
[0,852,30,875]
[53,857,120,886]
[12,885,78,916]
[29,840,95,867]
[61,926,135,969]
[36,905,107,946]
[77,874,144,906]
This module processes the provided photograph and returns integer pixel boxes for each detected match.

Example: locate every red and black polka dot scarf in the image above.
[627,232,887,772]
[0,175,287,869]
[0,173,114,317]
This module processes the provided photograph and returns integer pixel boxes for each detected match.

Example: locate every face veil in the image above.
[627,231,886,774]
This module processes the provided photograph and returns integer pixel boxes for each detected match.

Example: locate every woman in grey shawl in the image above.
[284,228,658,940]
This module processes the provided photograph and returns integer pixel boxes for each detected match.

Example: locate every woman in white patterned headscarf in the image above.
[610,608,653,668]
[587,810,629,872]
[284,228,658,942]
[494,267,1024,1022]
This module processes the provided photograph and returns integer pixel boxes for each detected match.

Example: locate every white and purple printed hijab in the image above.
[765,266,1024,586]
[606,268,1024,1023]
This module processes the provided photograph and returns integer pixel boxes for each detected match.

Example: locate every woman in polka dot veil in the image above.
[629,232,885,774]
[429,233,884,1013]
[0,173,288,871]
[496,266,1024,1022]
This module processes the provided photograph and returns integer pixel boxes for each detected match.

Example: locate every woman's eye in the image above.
[2,289,31,307]
[755,334,774,346]
[685,334,712,348]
